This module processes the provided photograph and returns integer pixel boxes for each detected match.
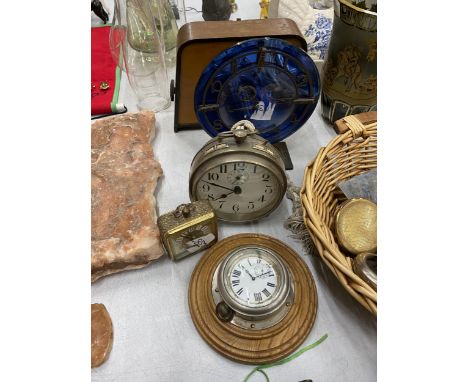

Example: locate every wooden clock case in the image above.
[172,18,307,132]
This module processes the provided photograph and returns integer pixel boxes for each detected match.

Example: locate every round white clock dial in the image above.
[228,256,278,306]
[195,162,279,221]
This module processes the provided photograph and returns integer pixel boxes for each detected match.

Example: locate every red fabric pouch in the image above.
[91,26,123,116]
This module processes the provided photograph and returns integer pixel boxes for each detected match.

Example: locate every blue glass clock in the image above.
[194,38,321,143]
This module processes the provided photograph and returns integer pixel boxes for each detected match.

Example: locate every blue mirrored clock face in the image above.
[194,38,321,143]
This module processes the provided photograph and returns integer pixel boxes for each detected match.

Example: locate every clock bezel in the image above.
[217,246,291,318]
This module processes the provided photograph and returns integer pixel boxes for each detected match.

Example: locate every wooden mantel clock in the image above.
[188,233,317,364]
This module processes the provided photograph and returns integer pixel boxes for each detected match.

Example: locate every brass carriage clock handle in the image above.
[173,203,196,218]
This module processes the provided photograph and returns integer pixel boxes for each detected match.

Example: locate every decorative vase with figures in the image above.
[321,0,377,123]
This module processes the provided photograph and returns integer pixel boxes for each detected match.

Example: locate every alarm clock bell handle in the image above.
[231,120,256,133]
[231,120,258,144]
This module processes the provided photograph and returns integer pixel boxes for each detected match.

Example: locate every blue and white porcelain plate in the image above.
[194,38,321,143]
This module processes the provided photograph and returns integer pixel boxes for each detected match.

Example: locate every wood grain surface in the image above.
[188,233,317,364]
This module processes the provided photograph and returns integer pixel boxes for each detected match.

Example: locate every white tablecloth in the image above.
[92,2,376,381]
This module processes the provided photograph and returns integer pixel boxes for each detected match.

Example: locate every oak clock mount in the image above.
[188,234,318,364]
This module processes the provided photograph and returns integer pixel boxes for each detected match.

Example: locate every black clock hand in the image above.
[227,105,256,112]
[214,191,234,200]
[240,265,255,281]
[201,180,235,192]
[227,98,317,112]
[256,270,273,278]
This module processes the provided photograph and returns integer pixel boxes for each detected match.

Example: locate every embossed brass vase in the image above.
[321,0,377,123]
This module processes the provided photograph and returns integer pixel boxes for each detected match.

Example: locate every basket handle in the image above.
[333,111,377,138]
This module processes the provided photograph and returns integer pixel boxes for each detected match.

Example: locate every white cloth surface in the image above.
[91,1,376,381]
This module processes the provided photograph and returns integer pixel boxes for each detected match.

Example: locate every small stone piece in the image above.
[91,303,113,368]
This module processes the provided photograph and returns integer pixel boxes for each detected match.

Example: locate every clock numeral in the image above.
[231,59,238,73]
[257,47,267,67]
[218,200,225,209]
[262,173,271,182]
[248,201,255,210]
[257,258,261,264]
[254,292,262,302]
[262,288,271,297]
[211,80,223,93]
[219,164,227,173]
[264,185,273,194]
[269,273,275,277]
[267,282,276,288]
[232,204,240,213]
[295,74,308,87]
[207,173,219,181]
[258,195,265,203]
[233,162,245,170]
[236,288,244,295]
[202,184,210,192]
[207,193,215,200]
[253,165,257,174]
[232,279,240,287]
[232,269,241,278]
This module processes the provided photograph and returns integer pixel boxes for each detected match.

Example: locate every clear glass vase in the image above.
[110,0,170,112]
[150,0,179,71]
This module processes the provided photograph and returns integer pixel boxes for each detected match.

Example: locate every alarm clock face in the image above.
[193,161,283,222]
[195,38,320,143]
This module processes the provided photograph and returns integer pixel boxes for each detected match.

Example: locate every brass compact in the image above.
[189,121,287,223]
[335,198,377,256]
[188,233,317,364]
[157,201,218,261]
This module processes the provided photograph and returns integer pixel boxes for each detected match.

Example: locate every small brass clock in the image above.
[189,233,317,364]
[158,201,218,261]
[189,120,287,223]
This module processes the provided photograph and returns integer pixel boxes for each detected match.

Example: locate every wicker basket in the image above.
[300,112,377,315]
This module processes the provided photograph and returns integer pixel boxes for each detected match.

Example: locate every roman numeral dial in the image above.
[228,256,278,306]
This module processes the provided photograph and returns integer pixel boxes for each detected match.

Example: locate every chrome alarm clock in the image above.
[189,120,287,222]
